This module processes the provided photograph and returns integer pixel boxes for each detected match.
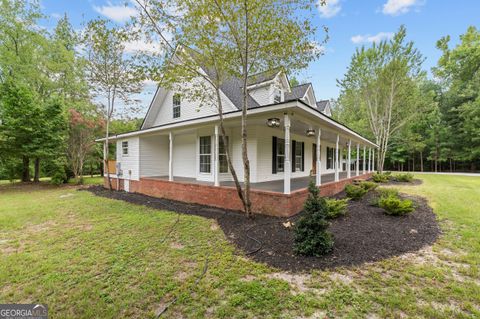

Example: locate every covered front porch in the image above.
[147,171,352,193]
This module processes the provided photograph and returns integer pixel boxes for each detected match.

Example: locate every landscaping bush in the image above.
[294,182,333,256]
[50,166,67,185]
[378,195,415,216]
[359,181,378,191]
[372,172,390,183]
[345,184,368,200]
[371,188,399,206]
[393,173,414,182]
[325,198,349,219]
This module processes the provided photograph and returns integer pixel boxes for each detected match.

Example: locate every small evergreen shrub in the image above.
[372,172,390,183]
[371,188,399,206]
[294,182,333,256]
[325,198,349,219]
[393,173,414,182]
[50,166,67,185]
[378,195,415,216]
[359,181,378,191]
[345,184,368,200]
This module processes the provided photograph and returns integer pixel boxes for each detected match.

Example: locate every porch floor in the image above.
[146,171,363,193]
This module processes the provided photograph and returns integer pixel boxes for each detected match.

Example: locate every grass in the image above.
[0,174,479,318]
[0,175,103,186]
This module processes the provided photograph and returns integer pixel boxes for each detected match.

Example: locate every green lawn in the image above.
[0,175,103,186]
[0,174,479,318]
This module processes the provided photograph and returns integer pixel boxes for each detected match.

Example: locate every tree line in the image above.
[0,0,142,183]
[334,25,480,173]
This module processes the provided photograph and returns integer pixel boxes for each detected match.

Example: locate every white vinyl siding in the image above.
[249,86,271,105]
[116,137,140,180]
[139,135,169,177]
[149,80,237,128]
[172,133,196,178]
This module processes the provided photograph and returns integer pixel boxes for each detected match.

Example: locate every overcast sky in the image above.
[40,0,480,116]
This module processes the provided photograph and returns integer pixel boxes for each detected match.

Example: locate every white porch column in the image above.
[316,128,321,186]
[363,145,366,174]
[284,114,291,194]
[335,134,339,182]
[168,132,173,181]
[368,147,372,173]
[356,143,360,176]
[372,148,375,172]
[347,139,352,179]
[214,125,220,186]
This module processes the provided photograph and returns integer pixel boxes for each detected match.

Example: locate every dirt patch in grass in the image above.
[85,186,440,272]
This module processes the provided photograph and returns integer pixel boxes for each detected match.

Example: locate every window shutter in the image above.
[301,142,305,171]
[272,136,277,174]
[292,140,296,172]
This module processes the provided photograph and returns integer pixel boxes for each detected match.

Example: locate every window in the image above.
[199,136,211,173]
[273,88,282,103]
[122,141,129,156]
[276,138,285,172]
[173,94,181,118]
[294,141,304,171]
[327,147,334,169]
[219,137,229,173]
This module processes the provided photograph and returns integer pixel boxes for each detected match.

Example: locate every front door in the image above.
[312,144,317,175]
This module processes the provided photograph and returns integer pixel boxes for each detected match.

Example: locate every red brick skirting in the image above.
[104,173,373,217]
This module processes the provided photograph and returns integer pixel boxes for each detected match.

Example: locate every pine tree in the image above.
[293,181,334,256]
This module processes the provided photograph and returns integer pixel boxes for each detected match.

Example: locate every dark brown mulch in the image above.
[84,186,440,272]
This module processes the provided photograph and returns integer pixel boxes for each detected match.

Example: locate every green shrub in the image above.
[325,198,349,219]
[378,195,415,216]
[294,182,333,256]
[50,166,67,185]
[359,181,378,191]
[371,188,399,206]
[345,184,368,200]
[394,173,414,182]
[372,172,390,183]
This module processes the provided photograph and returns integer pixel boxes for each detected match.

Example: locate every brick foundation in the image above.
[104,173,372,217]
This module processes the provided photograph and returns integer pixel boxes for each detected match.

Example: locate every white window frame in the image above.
[173,93,181,118]
[273,87,282,104]
[199,136,211,174]
[295,142,303,171]
[122,141,129,156]
[276,137,285,172]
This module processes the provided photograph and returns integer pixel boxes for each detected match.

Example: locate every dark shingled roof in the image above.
[246,67,283,86]
[285,83,311,100]
[316,100,329,112]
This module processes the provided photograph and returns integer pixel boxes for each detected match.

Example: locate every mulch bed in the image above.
[85,185,440,272]
[385,178,423,186]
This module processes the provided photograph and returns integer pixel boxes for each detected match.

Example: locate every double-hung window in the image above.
[173,94,181,118]
[122,141,129,156]
[294,142,303,171]
[273,88,282,104]
[219,137,229,173]
[276,138,285,172]
[327,147,334,169]
[199,136,211,173]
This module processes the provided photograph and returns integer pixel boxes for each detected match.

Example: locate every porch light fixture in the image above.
[266,117,281,128]
[306,129,315,137]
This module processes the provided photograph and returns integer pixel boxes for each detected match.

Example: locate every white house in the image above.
[101,67,377,216]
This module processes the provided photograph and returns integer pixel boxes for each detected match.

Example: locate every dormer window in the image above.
[273,88,282,104]
[173,94,181,118]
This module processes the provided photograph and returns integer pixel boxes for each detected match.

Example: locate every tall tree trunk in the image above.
[240,1,252,218]
[412,153,415,172]
[22,156,30,182]
[34,158,40,183]
[420,151,424,172]
[215,88,248,213]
